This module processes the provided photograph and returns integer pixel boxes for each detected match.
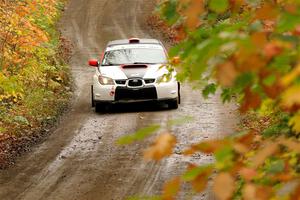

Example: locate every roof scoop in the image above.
[129,38,140,43]
[121,64,147,69]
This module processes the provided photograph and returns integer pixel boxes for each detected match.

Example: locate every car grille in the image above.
[115,79,155,86]
[115,80,126,85]
[128,79,143,87]
[115,86,157,101]
[144,79,155,84]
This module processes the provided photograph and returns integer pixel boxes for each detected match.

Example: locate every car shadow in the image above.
[96,102,172,114]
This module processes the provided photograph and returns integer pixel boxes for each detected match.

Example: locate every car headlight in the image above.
[157,74,172,83]
[98,75,114,85]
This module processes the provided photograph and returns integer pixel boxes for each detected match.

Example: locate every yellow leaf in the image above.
[213,172,235,200]
[289,113,300,134]
[281,64,300,87]
[144,133,177,161]
[281,85,300,109]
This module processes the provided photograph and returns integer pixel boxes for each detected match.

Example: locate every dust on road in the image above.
[0,0,238,199]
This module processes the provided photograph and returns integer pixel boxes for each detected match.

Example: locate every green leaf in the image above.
[265,159,285,174]
[263,74,276,86]
[182,164,213,181]
[160,0,180,25]
[215,145,234,170]
[202,83,217,98]
[209,0,229,13]
[221,88,233,103]
[234,72,255,92]
[117,125,161,145]
[277,12,300,33]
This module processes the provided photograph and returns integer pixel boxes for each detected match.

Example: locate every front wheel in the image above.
[168,99,178,109]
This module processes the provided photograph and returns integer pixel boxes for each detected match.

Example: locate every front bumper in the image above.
[92,78,178,103]
[115,85,157,101]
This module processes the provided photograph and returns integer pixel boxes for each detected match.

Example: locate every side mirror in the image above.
[89,59,99,67]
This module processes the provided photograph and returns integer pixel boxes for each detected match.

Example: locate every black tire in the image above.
[178,82,181,104]
[91,85,95,107]
[95,103,106,113]
[168,99,178,109]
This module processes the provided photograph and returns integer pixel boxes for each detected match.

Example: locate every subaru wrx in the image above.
[89,38,180,112]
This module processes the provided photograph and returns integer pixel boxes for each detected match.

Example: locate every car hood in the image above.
[98,64,170,79]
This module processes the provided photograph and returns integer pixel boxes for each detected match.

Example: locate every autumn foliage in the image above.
[0,0,70,153]
[124,0,300,199]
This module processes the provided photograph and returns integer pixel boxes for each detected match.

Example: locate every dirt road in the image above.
[0,0,237,199]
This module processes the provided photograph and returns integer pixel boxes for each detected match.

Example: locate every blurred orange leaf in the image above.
[243,183,257,200]
[162,177,181,200]
[236,131,255,147]
[293,25,300,36]
[278,137,300,153]
[242,184,272,200]
[240,87,262,113]
[255,3,279,21]
[290,182,300,200]
[251,142,278,168]
[144,133,177,161]
[239,168,257,181]
[213,172,235,200]
[171,56,181,65]
[184,139,229,155]
[233,142,249,154]
[184,164,213,192]
[216,61,238,87]
[263,42,283,59]
[181,0,204,30]
[251,32,267,48]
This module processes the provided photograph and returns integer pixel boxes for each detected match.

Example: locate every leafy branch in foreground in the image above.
[126,0,300,199]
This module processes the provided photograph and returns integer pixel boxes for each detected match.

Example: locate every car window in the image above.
[102,48,167,66]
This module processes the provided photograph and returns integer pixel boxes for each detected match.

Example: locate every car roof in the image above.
[107,38,162,47]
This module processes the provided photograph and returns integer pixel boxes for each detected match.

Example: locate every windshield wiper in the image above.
[101,63,117,66]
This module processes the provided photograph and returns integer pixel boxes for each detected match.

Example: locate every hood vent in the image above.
[121,64,147,69]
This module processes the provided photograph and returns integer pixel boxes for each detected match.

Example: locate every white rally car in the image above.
[89,38,180,112]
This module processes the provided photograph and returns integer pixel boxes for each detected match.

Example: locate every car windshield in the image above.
[102,48,167,66]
